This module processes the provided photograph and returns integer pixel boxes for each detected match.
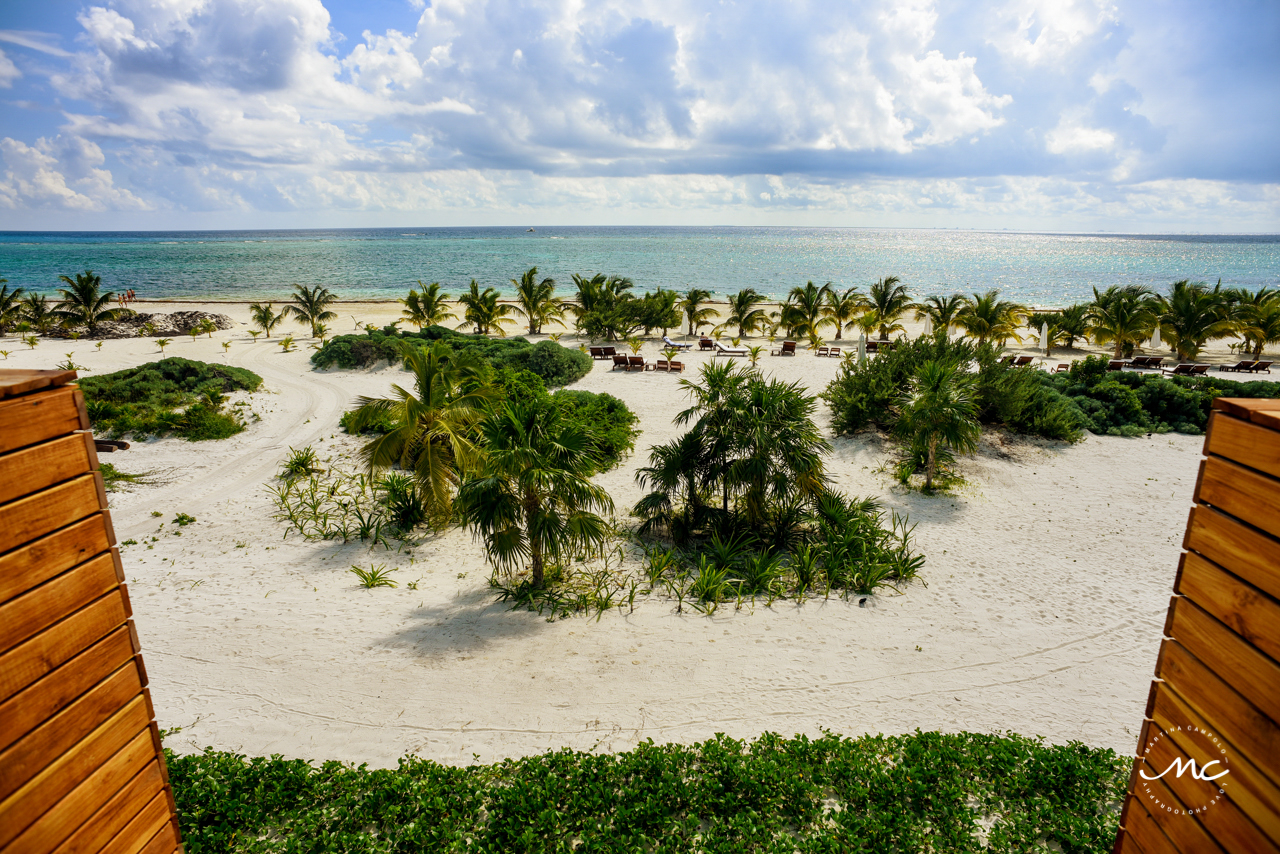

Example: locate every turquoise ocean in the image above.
[1,227,1277,306]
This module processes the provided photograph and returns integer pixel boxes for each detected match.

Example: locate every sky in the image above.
[0,0,1276,232]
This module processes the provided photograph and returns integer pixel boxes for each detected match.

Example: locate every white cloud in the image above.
[1045,118,1115,154]
[0,135,148,211]
[0,49,19,88]
[986,0,1119,65]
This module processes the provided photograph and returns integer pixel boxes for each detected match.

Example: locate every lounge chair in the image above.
[827,347,841,358]
[1247,360,1274,373]
[1107,359,1129,371]
[589,346,604,360]
[654,360,686,373]
[662,336,693,351]
[1000,355,1016,365]
[1218,359,1257,372]
[1163,363,1208,377]
[1013,355,1034,367]
[1051,363,1070,373]
[816,346,829,357]
[772,340,796,356]
[698,337,714,350]
[612,354,629,370]
[1129,356,1163,370]
[602,346,617,358]
[627,355,649,371]
[713,342,747,357]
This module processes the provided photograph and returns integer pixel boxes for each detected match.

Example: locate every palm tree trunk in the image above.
[524,487,544,588]
[925,436,937,492]
[1113,342,1123,359]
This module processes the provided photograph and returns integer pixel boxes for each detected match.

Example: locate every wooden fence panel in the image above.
[1115,398,1280,852]
[0,371,179,854]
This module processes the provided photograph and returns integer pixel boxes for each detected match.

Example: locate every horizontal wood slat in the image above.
[1148,681,1280,842]
[1211,398,1280,419]
[1176,552,1280,664]
[1131,765,1227,854]
[0,515,114,606]
[0,474,104,556]
[1164,596,1280,724]
[0,658,144,802]
[0,592,130,704]
[1256,411,1280,431]
[1205,412,1280,479]
[0,384,85,454]
[0,697,151,849]
[53,760,165,854]
[0,628,136,755]
[3,726,155,854]
[103,789,172,854]
[1195,455,1280,542]
[0,368,77,399]
[0,432,95,506]
[1183,505,1280,602]
[0,552,120,655]
[135,820,179,854]
[1156,640,1280,788]
[1121,796,1181,854]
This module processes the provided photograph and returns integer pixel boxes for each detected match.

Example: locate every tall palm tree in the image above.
[400,282,455,330]
[1155,280,1235,362]
[1087,285,1156,359]
[54,270,122,331]
[21,293,55,333]
[1238,290,1280,358]
[822,286,868,341]
[249,302,284,337]
[347,340,496,529]
[284,284,338,337]
[457,397,614,589]
[1056,304,1090,349]
[954,290,1026,347]
[0,280,24,333]
[867,276,912,340]
[779,281,832,340]
[510,266,563,335]
[678,287,717,336]
[633,430,714,542]
[717,288,769,338]
[896,359,980,493]
[677,360,751,512]
[913,294,966,341]
[457,279,515,336]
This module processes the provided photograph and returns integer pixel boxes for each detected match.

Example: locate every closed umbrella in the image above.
[1151,325,1161,349]
[1040,321,1048,354]
[858,333,866,364]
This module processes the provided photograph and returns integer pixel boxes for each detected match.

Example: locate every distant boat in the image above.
[526,228,535,232]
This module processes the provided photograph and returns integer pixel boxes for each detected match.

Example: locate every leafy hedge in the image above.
[312,325,592,387]
[166,730,1126,853]
[78,357,262,441]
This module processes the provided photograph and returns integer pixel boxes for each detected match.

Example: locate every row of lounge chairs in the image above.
[1105,356,1272,375]
[1218,359,1273,373]
[999,355,1036,367]
[611,354,685,372]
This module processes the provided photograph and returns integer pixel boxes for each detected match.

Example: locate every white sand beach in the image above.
[5,301,1260,768]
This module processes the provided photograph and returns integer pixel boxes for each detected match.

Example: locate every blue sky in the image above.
[0,0,1276,231]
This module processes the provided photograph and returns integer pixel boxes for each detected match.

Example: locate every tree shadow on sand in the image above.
[375,584,552,659]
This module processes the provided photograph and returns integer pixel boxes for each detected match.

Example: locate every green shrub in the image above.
[165,730,1126,853]
[77,357,262,441]
[552,389,639,473]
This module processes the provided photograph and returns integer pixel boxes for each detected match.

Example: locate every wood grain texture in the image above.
[1156,639,1280,788]
[1120,796,1181,854]
[0,369,77,400]
[1205,411,1280,479]
[1129,766,1227,854]
[1183,505,1280,602]
[1255,411,1280,431]
[1195,455,1280,542]
[0,515,113,606]
[0,698,150,849]
[0,552,120,655]
[0,433,94,506]
[0,474,104,555]
[52,760,165,854]
[0,591,129,704]
[0,385,83,454]
[1176,552,1280,664]
[102,789,171,854]
[0,629,134,755]
[1,727,154,854]
[135,821,179,854]
[1212,398,1280,418]
[1165,596,1280,724]
[1149,681,1280,843]
[0,659,143,801]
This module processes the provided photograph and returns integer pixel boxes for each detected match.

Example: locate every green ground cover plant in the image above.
[165,730,1126,853]
[311,324,592,387]
[78,357,262,440]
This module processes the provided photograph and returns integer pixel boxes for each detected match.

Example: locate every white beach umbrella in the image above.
[1040,321,1048,354]
[1151,325,1161,349]
[922,316,932,335]
[858,333,867,364]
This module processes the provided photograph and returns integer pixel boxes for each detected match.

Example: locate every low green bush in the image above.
[78,357,262,441]
[551,388,639,473]
[166,730,1126,853]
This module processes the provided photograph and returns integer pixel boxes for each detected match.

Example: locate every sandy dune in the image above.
[2,301,1245,767]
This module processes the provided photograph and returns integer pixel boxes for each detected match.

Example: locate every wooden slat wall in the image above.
[1114,398,1280,853]
[0,371,180,854]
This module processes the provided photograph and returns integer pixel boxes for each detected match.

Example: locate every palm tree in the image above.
[457,279,515,336]
[249,302,284,338]
[678,287,717,336]
[913,294,966,340]
[21,293,55,333]
[457,397,614,588]
[54,270,122,331]
[510,266,563,335]
[196,318,218,338]
[0,280,24,334]
[779,281,831,340]
[1238,290,1280,358]
[1056,304,1090,349]
[1155,280,1235,362]
[400,282,455,330]
[717,288,769,338]
[1087,286,1156,359]
[954,290,1026,347]
[822,286,868,341]
[633,430,714,542]
[896,359,981,492]
[284,284,338,338]
[347,340,496,528]
[867,276,912,340]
